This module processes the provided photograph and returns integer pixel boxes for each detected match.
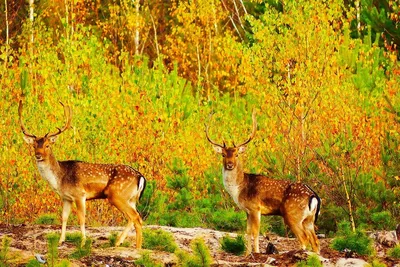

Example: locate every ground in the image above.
[0,224,399,266]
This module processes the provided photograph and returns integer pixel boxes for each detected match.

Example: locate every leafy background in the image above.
[0,0,399,236]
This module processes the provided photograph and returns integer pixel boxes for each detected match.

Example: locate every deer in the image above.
[205,111,321,255]
[19,101,146,249]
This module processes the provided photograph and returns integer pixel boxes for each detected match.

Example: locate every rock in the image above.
[335,258,369,267]
[265,242,279,254]
[371,231,398,248]
[317,233,326,239]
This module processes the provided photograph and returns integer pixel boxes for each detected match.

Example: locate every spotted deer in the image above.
[205,111,321,254]
[19,101,146,249]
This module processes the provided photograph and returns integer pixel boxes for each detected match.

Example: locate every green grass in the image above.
[65,233,92,259]
[330,221,374,256]
[135,252,162,267]
[387,244,400,259]
[220,235,246,256]
[175,238,212,267]
[296,254,322,267]
[34,214,59,225]
[142,228,178,253]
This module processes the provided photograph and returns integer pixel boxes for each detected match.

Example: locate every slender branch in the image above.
[4,0,9,68]
[148,5,160,58]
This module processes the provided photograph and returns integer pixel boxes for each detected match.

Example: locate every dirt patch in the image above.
[0,224,399,266]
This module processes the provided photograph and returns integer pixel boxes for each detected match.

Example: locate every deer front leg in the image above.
[246,210,261,255]
[60,200,72,244]
[75,197,87,247]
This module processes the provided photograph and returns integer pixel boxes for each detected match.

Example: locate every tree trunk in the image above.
[29,0,34,43]
[4,0,9,67]
[134,0,140,56]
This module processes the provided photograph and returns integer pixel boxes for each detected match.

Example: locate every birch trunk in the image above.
[341,170,356,232]
[4,0,9,67]
[134,0,140,56]
[29,0,34,43]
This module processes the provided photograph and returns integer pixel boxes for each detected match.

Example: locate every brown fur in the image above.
[205,112,321,255]
[19,101,146,249]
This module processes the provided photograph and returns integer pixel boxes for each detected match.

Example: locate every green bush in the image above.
[0,236,11,267]
[46,233,60,266]
[263,216,286,237]
[220,235,246,256]
[370,211,395,230]
[209,209,246,231]
[367,259,387,267]
[296,254,322,267]
[387,244,400,259]
[107,232,130,248]
[176,238,212,267]
[142,228,178,252]
[331,221,373,256]
[26,259,42,267]
[65,233,92,259]
[134,252,162,267]
[35,214,59,225]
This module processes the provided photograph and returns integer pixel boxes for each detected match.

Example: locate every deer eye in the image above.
[222,154,226,157]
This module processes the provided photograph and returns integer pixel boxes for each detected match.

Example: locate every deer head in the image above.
[19,101,72,163]
[205,111,257,170]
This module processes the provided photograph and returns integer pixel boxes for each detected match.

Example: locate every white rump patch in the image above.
[309,197,319,213]
[138,176,145,193]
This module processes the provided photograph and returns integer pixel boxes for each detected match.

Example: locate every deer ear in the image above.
[23,135,36,145]
[238,146,247,154]
[213,146,223,154]
[48,135,58,143]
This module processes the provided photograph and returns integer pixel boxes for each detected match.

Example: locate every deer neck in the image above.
[36,152,62,194]
[222,160,245,208]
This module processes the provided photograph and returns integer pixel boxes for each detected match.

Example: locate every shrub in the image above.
[330,221,373,255]
[0,236,11,266]
[108,231,118,247]
[367,259,387,267]
[370,211,395,230]
[209,209,246,231]
[220,235,246,256]
[263,216,286,237]
[176,238,212,267]
[134,252,162,267]
[296,254,322,267]
[46,233,60,266]
[65,232,92,259]
[35,214,59,225]
[387,244,400,259]
[142,228,178,252]
[107,231,130,248]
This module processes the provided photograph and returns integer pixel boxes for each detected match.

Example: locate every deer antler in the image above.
[46,102,72,138]
[18,101,36,138]
[236,110,257,148]
[205,123,225,148]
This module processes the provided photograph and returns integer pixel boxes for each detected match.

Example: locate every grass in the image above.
[330,221,374,256]
[142,228,178,252]
[220,235,246,256]
[387,244,400,259]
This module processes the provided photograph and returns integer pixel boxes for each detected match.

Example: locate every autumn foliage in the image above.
[0,0,399,234]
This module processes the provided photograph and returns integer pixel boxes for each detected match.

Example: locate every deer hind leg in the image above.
[286,219,309,251]
[110,197,143,249]
[303,216,320,253]
[246,210,261,255]
[75,197,87,247]
[60,200,72,244]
